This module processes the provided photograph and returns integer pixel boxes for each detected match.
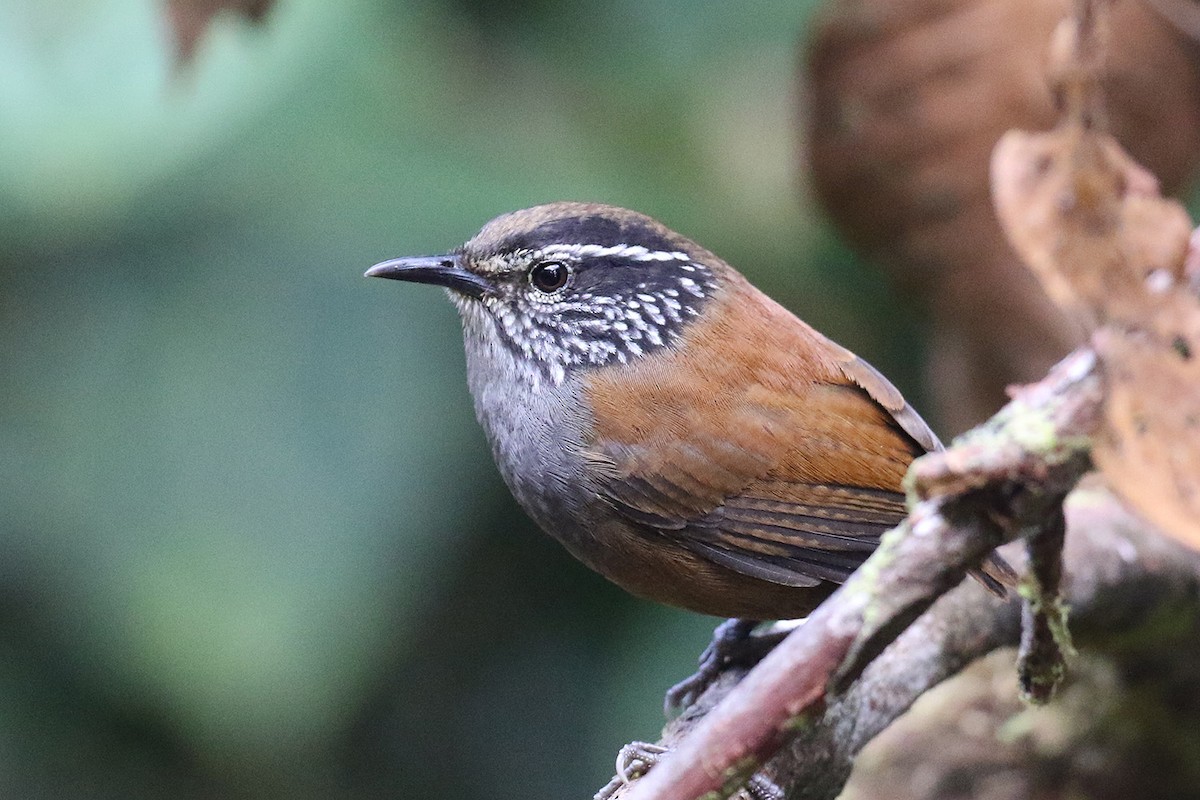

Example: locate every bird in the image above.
[366,202,1012,702]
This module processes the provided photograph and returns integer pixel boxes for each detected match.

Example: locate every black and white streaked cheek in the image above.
[455,245,718,387]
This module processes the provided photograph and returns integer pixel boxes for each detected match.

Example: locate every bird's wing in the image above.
[679,484,900,586]
[589,381,918,588]
[583,282,929,589]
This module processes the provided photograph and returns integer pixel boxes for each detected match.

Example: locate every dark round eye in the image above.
[529,260,570,293]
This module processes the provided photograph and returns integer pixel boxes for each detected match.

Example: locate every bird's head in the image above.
[366,203,723,385]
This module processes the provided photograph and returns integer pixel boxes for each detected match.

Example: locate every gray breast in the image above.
[461,324,598,549]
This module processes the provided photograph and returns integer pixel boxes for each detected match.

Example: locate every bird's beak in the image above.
[364,254,491,299]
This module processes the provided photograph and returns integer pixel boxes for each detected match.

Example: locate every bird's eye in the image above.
[529,261,570,293]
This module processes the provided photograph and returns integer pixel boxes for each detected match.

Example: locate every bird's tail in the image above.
[969,552,1019,598]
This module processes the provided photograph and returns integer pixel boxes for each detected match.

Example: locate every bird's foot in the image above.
[593,741,666,800]
[594,741,783,800]
[664,618,792,714]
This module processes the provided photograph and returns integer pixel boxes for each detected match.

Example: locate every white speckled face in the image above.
[450,242,718,386]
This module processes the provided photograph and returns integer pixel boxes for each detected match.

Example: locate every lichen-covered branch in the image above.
[768,483,1199,799]
[607,478,1200,800]
[1016,505,1072,704]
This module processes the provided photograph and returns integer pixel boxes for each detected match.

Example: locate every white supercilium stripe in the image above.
[535,244,692,263]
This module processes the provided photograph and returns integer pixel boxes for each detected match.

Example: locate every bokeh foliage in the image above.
[0,1,912,796]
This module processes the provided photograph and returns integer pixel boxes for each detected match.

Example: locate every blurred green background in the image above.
[0,1,918,797]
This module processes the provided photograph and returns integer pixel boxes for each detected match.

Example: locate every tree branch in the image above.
[608,460,1200,800]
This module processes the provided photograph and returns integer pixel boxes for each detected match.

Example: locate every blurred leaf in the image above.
[166,0,274,63]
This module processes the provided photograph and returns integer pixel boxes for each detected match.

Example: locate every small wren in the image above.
[366,203,1010,643]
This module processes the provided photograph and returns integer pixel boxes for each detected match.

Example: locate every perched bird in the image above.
[366,203,1010,690]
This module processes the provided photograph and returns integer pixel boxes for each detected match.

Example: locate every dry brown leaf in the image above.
[991,129,1193,327]
[1093,312,1200,547]
[166,0,274,64]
